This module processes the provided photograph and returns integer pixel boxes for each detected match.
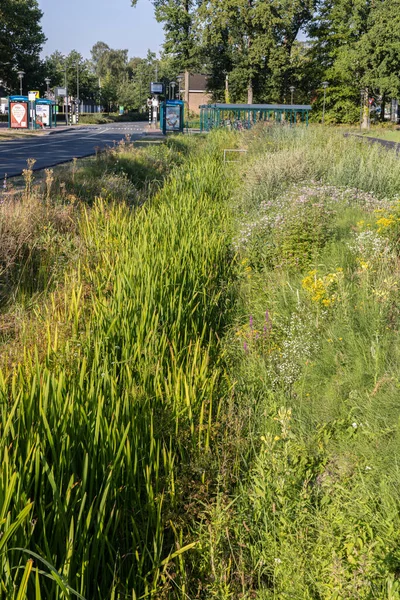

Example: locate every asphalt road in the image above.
[0,122,151,179]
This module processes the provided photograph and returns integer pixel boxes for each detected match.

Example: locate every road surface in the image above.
[0,122,152,179]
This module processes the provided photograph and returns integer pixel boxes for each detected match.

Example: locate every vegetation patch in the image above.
[3,126,400,598]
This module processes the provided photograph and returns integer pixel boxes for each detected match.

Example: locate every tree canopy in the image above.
[0,0,46,93]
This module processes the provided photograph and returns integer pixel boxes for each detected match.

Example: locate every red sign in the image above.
[10,102,28,128]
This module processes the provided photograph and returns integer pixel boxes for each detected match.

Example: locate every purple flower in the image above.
[249,315,253,329]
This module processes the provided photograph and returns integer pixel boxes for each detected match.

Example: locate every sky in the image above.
[37,0,165,60]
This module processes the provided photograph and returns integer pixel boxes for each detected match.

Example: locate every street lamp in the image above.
[76,62,79,114]
[17,70,25,95]
[64,65,69,125]
[45,77,51,97]
[169,81,177,100]
[322,81,329,124]
[289,85,295,105]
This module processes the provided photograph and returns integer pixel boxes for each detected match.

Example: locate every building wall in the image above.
[188,91,212,114]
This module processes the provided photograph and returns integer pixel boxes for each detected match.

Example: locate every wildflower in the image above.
[365,466,372,471]
[352,422,357,429]
[274,558,282,564]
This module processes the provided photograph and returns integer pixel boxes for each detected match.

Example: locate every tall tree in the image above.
[43,50,99,101]
[131,0,201,105]
[308,0,372,122]
[202,0,316,103]
[0,0,46,93]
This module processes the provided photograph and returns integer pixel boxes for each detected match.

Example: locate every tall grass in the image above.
[193,126,400,598]
[0,133,237,597]
[4,124,400,598]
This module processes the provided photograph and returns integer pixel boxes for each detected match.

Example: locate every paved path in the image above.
[0,122,151,179]
[344,132,400,153]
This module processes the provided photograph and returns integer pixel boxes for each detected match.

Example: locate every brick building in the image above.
[180,74,212,114]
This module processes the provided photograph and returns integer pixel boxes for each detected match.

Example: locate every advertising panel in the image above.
[10,102,28,128]
[36,104,50,126]
[165,104,181,131]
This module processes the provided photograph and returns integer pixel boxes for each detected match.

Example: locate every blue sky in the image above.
[37,0,165,60]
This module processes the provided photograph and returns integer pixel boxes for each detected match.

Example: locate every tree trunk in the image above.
[247,79,253,104]
[184,69,190,107]
[361,87,369,129]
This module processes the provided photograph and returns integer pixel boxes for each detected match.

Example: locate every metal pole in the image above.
[289,85,295,105]
[17,71,25,96]
[322,81,329,124]
[65,68,68,126]
[77,62,79,114]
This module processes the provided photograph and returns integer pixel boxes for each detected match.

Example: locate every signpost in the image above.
[28,92,36,130]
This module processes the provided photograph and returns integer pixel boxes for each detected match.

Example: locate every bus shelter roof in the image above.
[199,103,312,110]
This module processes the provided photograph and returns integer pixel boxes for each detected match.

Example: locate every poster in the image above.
[166,105,180,131]
[10,102,28,128]
[36,104,50,126]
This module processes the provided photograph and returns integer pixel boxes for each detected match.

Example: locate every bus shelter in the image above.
[8,95,56,129]
[199,103,312,132]
[160,100,185,134]
[35,98,57,129]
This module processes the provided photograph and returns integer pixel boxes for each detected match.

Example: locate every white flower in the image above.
[352,422,357,429]
[274,558,282,564]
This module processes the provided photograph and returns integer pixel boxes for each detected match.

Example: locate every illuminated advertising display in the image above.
[10,102,28,128]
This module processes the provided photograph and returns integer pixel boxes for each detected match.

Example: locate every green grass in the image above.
[3,125,400,598]
[191,126,400,598]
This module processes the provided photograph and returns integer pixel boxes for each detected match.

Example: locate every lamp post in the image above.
[64,66,69,126]
[45,77,51,97]
[76,62,79,115]
[322,81,329,124]
[177,75,182,100]
[289,85,295,105]
[169,81,177,100]
[17,71,25,96]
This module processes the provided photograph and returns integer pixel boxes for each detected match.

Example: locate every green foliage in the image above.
[201,0,316,103]
[189,126,400,598]
[0,132,238,598]
[6,126,400,598]
[0,0,46,93]
[43,49,99,102]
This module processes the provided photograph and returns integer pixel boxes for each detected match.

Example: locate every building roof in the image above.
[200,103,312,110]
[180,74,209,92]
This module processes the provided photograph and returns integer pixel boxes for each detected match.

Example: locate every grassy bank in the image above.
[2,126,400,598]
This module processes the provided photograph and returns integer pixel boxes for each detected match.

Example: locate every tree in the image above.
[43,50,99,102]
[131,0,201,105]
[308,0,372,122]
[201,0,316,103]
[0,0,46,93]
